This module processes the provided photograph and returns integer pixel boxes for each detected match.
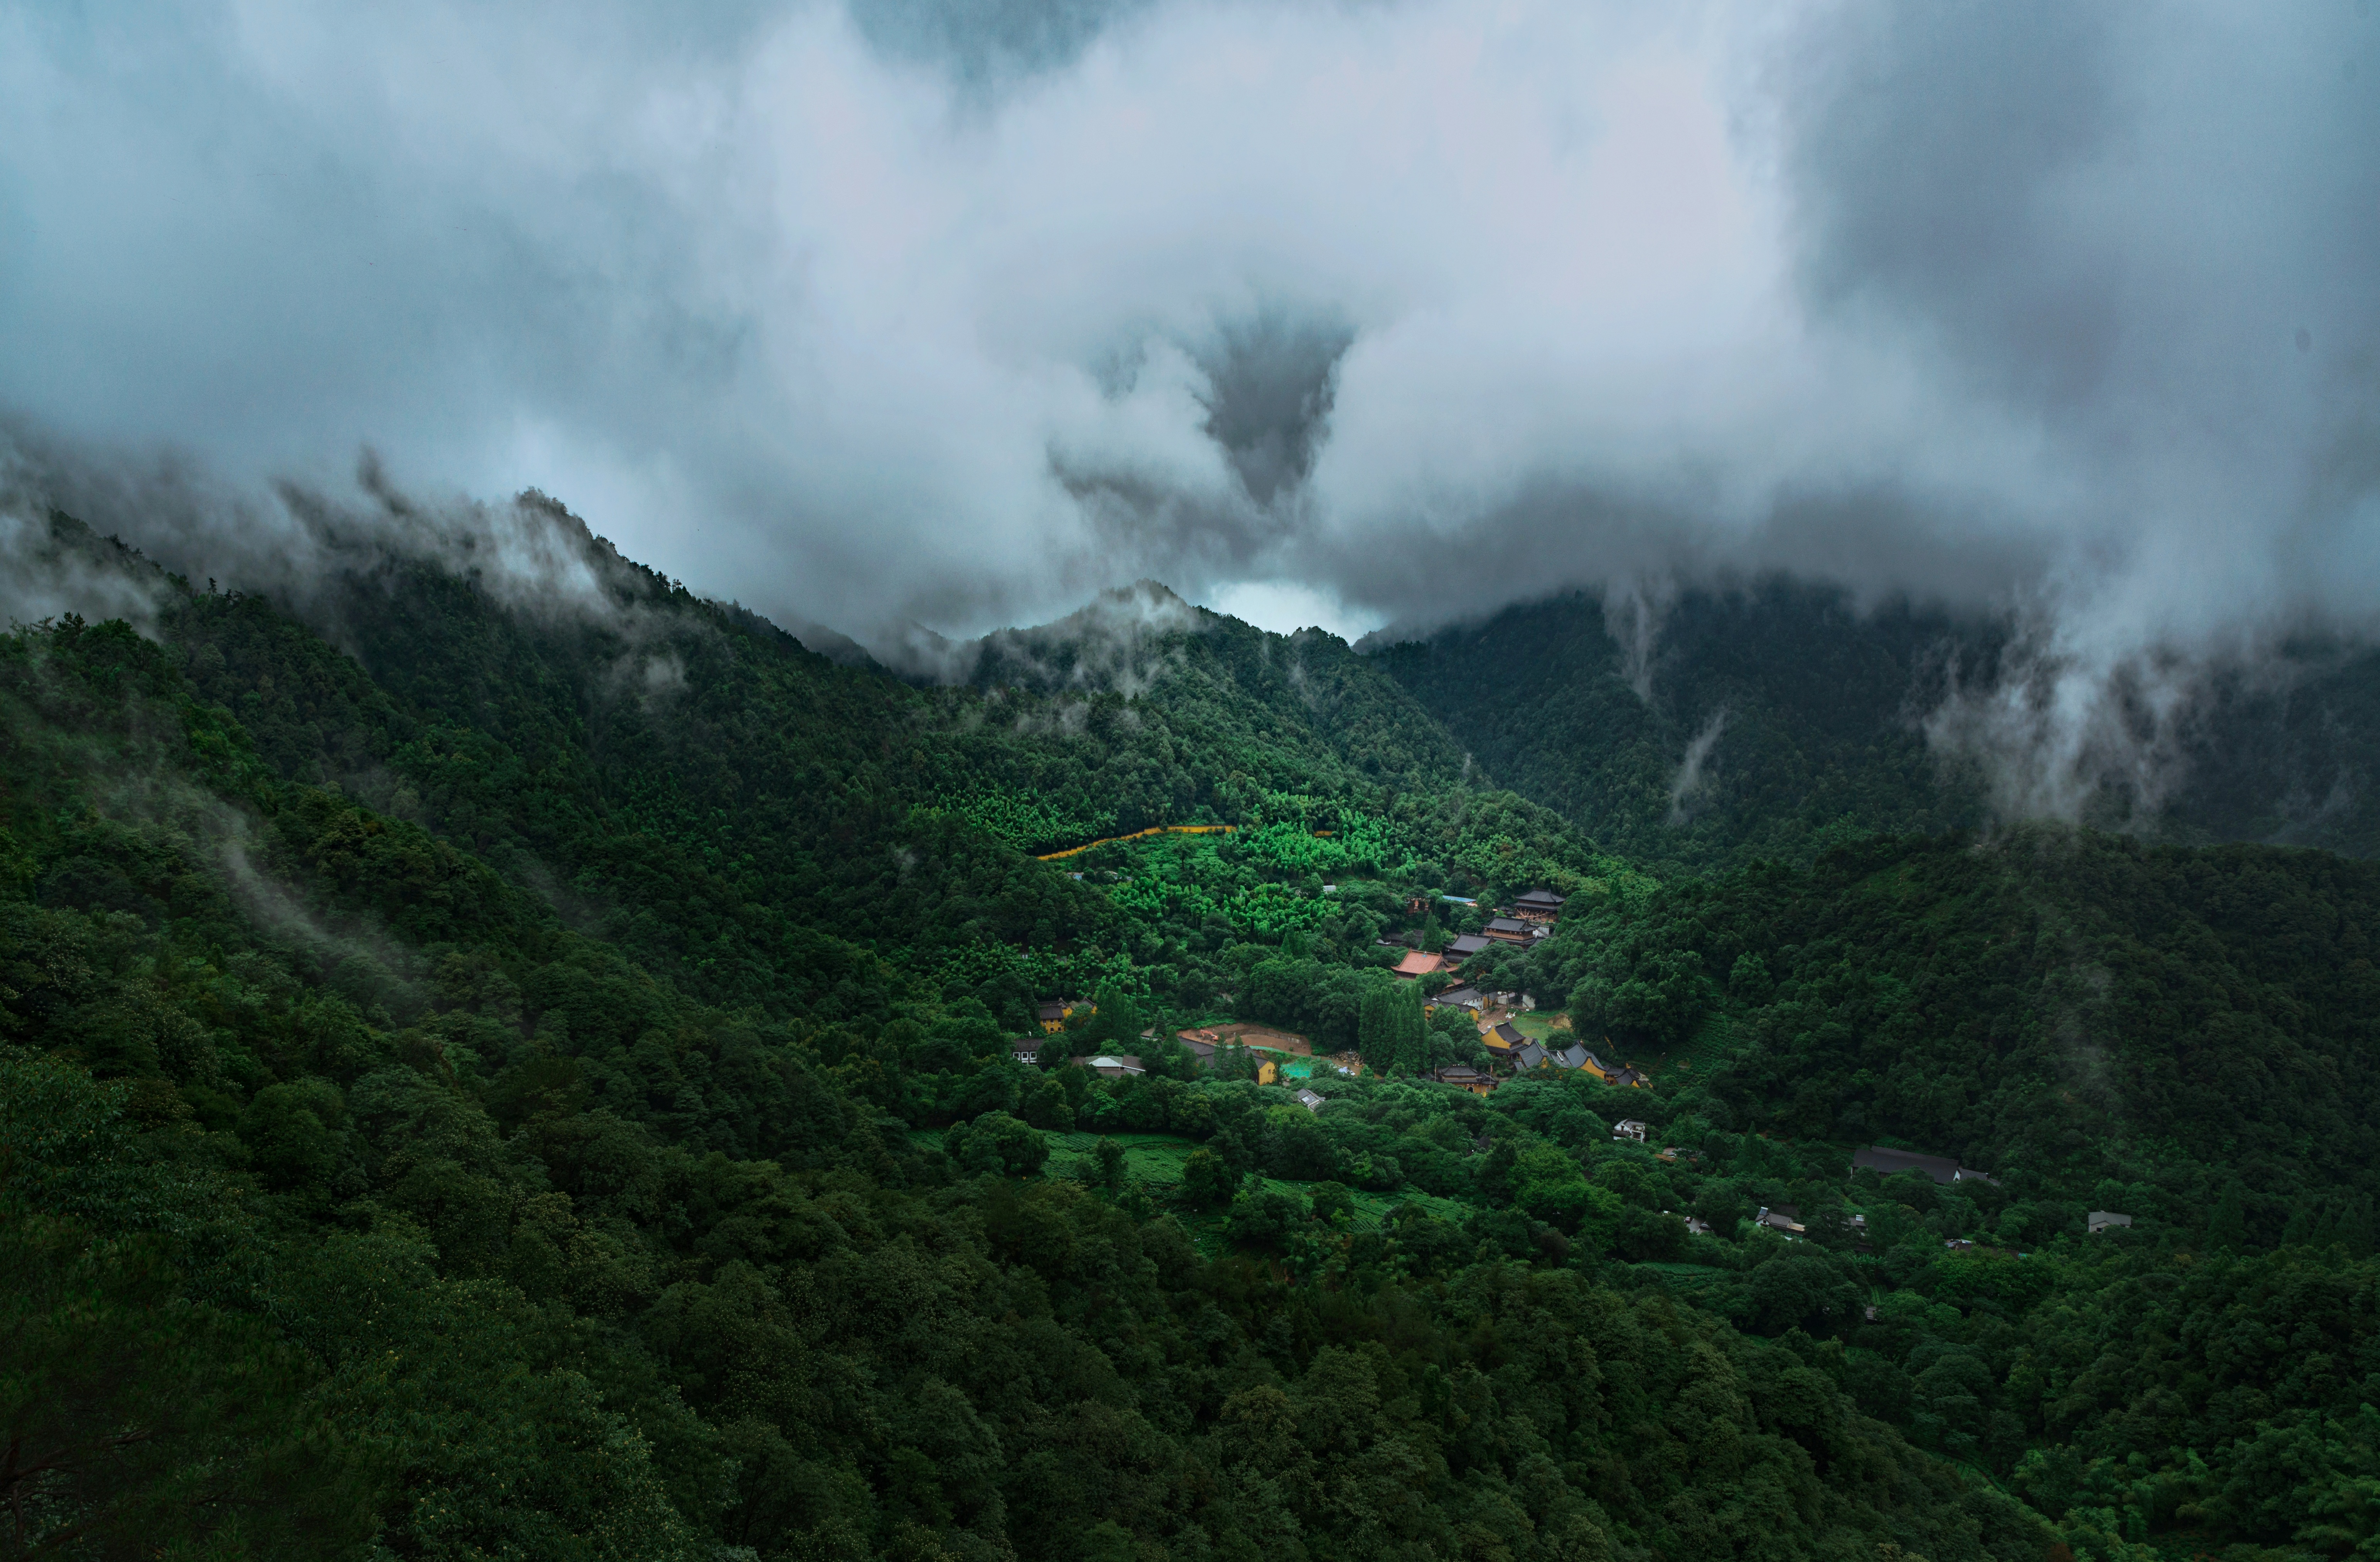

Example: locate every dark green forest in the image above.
[10,506,2380,1562]
[1372,585,2380,871]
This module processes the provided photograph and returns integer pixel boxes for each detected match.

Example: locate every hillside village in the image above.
[1012,874,2127,1244]
[1030,884,1656,1095]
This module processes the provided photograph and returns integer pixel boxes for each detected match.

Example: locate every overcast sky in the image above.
[2,0,2375,661]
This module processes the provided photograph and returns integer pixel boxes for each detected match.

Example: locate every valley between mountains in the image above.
[8,504,2380,1562]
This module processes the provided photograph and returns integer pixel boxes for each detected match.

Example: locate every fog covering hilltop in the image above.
[26,446,2380,885]
[0,495,1569,996]
[8,3,2377,686]
[1369,582,2380,872]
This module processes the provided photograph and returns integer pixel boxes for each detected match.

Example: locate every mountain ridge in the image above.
[1369,579,2380,868]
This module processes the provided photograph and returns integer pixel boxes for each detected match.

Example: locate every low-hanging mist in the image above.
[3,0,2377,825]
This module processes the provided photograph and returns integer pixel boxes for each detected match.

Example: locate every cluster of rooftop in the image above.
[1386,888,1566,978]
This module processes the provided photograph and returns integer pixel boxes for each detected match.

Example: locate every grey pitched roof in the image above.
[1513,1041,1548,1069]
[1515,888,1565,907]
[1486,918,1529,935]
[1433,986,1484,1008]
[1447,934,1491,956]
[1854,1145,1996,1186]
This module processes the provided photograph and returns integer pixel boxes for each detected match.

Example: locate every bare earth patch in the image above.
[1179,1022,1312,1055]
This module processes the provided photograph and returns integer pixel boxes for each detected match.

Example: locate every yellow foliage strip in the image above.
[1036,823,1236,861]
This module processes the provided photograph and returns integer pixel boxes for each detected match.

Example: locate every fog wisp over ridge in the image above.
[2,0,2375,821]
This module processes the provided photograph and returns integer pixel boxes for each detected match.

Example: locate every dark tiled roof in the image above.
[1446,934,1491,957]
[1854,1145,1996,1186]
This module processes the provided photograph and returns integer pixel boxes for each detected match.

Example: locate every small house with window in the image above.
[1037,997,1094,1034]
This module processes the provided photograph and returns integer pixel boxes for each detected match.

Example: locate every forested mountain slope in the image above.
[21,505,1524,1024]
[16,503,2380,1561]
[1500,829,2380,1223]
[2,541,2050,1562]
[189,507,1473,855]
[1372,583,2380,869]
[1369,583,1986,870]
[955,580,1469,794]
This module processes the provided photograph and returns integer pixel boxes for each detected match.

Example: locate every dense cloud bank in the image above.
[3,0,2376,816]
